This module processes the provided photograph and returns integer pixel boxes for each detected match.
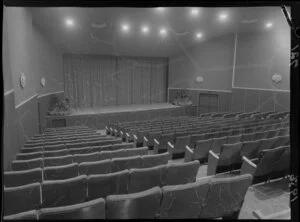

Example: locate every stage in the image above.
[46,103,197,130]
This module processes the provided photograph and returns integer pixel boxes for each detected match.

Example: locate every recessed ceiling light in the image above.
[141,25,150,34]
[121,23,130,32]
[156,7,165,12]
[195,32,203,39]
[265,22,273,28]
[159,28,167,36]
[190,8,199,17]
[65,18,75,27]
[218,12,228,21]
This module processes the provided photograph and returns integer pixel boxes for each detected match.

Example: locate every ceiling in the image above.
[30,6,290,57]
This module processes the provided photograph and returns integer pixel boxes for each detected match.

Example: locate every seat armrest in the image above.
[125,133,131,142]
[110,127,114,136]
[153,139,160,154]
[207,150,219,176]
[241,156,257,176]
[143,136,149,147]
[167,142,174,159]
[133,135,138,147]
[184,145,194,162]
[105,126,110,135]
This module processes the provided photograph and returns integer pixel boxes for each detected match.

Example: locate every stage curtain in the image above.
[64,54,168,108]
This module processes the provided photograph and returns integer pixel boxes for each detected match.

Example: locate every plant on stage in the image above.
[172,89,193,106]
[47,95,71,116]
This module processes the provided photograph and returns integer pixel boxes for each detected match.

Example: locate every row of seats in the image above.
[139,119,288,149]
[12,147,149,171]
[20,139,123,153]
[4,160,200,215]
[156,127,288,156]
[116,113,286,140]
[16,144,138,161]
[4,173,253,219]
[185,134,290,164]
[5,152,171,187]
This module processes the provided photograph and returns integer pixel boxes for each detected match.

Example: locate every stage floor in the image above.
[69,103,179,116]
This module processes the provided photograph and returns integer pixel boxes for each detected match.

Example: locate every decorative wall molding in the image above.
[15,93,38,109]
[4,89,14,96]
[232,32,238,88]
[232,86,290,92]
[37,90,64,99]
[168,87,232,93]
[15,91,65,109]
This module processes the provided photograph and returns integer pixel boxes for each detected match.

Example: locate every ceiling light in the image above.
[190,8,199,17]
[195,32,203,39]
[121,23,130,32]
[218,12,228,21]
[141,25,150,34]
[265,22,273,29]
[65,18,75,27]
[156,7,165,12]
[159,28,167,36]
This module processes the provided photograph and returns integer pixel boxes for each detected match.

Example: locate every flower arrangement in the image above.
[172,89,193,106]
[47,95,72,116]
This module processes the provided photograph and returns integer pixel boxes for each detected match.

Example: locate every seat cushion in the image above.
[141,152,170,168]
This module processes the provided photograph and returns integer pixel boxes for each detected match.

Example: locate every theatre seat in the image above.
[44,144,66,152]
[4,182,41,216]
[227,134,242,144]
[189,133,206,149]
[112,143,135,151]
[210,136,227,154]
[154,133,174,154]
[159,176,211,219]
[106,186,162,219]
[20,146,43,154]
[168,135,191,156]
[128,165,167,193]
[43,163,78,180]
[69,147,93,155]
[126,147,148,157]
[271,145,290,178]
[274,135,290,147]
[111,156,141,173]
[87,170,129,200]
[241,140,262,160]
[192,139,213,161]
[42,175,88,208]
[207,142,243,175]
[44,155,73,167]
[3,210,38,220]
[16,152,43,160]
[254,131,267,140]
[257,137,278,153]
[199,174,252,219]
[241,132,255,142]
[4,168,43,188]
[44,149,69,158]
[241,147,285,183]
[164,160,200,186]
[11,158,43,171]
[141,152,170,168]
[78,159,111,175]
[38,197,105,219]
[73,152,100,163]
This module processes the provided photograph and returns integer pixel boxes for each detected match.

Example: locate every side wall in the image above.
[168,28,290,113]
[3,7,64,170]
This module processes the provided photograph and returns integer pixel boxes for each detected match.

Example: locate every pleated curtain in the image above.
[63,54,168,108]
